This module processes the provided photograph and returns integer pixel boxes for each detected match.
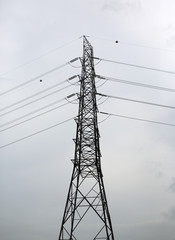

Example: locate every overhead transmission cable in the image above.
[0,117,75,150]
[100,111,175,128]
[118,41,175,53]
[0,94,77,133]
[0,83,77,118]
[0,102,69,133]
[0,58,79,97]
[0,75,78,112]
[97,93,175,110]
[88,36,175,53]
[96,75,175,93]
[94,57,175,75]
[0,93,76,129]
[0,37,81,76]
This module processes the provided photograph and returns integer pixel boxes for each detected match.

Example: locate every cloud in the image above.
[117,219,175,240]
[166,35,175,47]
[102,0,141,13]
[164,23,175,48]
[163,206,175,221]
[169,178,175,193]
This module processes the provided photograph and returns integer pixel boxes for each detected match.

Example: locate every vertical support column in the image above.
[58,36,114,240]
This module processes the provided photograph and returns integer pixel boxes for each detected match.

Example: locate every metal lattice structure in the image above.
[58,36,114,240]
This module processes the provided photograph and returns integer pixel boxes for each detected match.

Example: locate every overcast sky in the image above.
[0,1,175,240]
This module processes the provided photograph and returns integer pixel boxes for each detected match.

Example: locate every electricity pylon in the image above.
[58,36,114,240]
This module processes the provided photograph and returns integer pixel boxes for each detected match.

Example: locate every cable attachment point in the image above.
[69,57,79,63]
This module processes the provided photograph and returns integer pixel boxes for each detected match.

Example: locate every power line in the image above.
[0,102,71,133]
[0,75,78,112]
[0,37,81,76]
[0,98,65,127]
[0,93,76,129]
[0,58,79,97]
[96,75,175,93]
[118,41,175,53]
[87,36,114,43]
[94,57,175,75]
[0,85,73,117]
[0,117,75,150]
[88,36,175,53]
[0,94,76,130]
[100,111,175,128]
[97,93,175,110]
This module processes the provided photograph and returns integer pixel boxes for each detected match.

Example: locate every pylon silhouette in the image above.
[58,36,114,240]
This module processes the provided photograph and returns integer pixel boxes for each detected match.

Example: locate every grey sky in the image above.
[0,0,175,240]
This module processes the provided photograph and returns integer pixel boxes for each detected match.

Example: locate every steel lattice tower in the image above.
[58,36,114,240]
